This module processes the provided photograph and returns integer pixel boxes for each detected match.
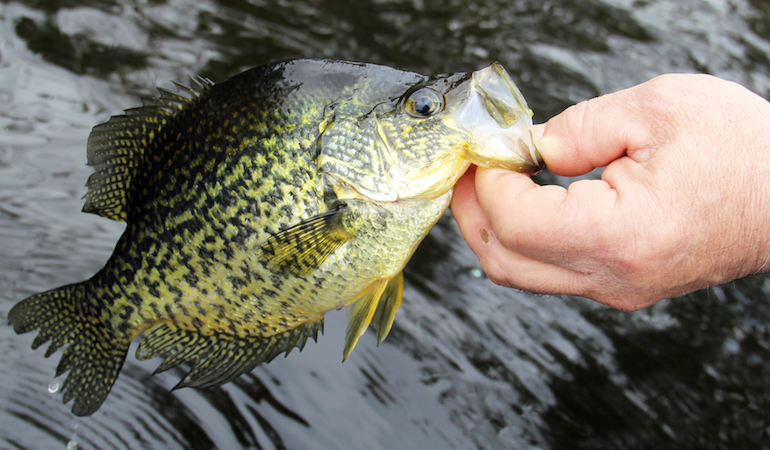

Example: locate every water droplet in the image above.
[67,440,78,450]
[470,267,484,278]
[48,381,60,393]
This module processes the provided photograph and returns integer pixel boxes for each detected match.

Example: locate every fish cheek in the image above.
[316,119,399,202]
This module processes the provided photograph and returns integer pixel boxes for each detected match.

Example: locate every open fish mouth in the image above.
[450,62,544,174]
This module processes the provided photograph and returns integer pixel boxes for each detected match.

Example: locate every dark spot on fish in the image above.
[178,301,190,318]
[147,280,161,298]
[213,304,226,319]
[165,304,176,321]
[263,195,277,209]
[184,271,199,286]
[243,311,254,322]
[192,317,204,329]
[230,276,247,289]
[267,273,284,291]
[199,247,214,261]
[129,292,143,307]
[122,304,135,318]
[169,285,183,300]
[118,305,135,334]
[178,251,192,268]
[193,300,207,316]
[118,320,132,334]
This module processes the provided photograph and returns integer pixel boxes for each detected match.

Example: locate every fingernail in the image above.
[479,228,490,244]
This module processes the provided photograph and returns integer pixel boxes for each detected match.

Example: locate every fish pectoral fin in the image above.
[260,203,353,276]
[343,273,404,360]
[136,319,324,389]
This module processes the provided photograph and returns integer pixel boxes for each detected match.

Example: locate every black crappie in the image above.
[9,59,542,416]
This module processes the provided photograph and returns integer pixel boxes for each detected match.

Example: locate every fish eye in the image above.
[404,88,444,118]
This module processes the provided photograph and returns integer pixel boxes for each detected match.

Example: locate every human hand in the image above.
[451,74,770,310]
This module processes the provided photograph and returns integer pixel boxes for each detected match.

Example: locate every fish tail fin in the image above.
[8,283,129,416]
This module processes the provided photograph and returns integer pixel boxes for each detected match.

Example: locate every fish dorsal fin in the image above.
[82,76,213,222]
[343,273,404,360]
[260,204,354,275]
[136,318,324,389]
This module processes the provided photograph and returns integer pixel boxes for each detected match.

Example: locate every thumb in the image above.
[535,88,653,177]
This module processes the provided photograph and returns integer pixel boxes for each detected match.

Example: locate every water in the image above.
[1,0,770,448]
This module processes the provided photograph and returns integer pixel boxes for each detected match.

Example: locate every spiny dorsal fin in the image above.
[343,273,404,360]
[260,204,353,276]
[135,318,324,389]
[82,76,213,222]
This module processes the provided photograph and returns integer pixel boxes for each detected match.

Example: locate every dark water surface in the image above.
[2,0,770,449]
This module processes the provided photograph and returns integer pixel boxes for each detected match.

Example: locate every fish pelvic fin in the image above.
[8,283,130,416]
[82,76,213,222]
[260,203,353,276]
[135,318,324,390]
[343,272,404,361]
[372,271,404,345]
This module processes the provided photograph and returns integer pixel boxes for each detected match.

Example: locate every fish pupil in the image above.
[405,88,444,118]
[414,97,434,114]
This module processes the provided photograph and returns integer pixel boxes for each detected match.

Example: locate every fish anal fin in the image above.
[136,318,325,390]
[260,204,353,276]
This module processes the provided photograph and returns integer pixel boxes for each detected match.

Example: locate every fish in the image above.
[8,58,542,416]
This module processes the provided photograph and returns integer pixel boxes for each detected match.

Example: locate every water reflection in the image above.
[2,0,770,448]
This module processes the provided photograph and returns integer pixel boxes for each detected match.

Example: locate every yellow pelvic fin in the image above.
[260,203,353,276]
[343,272,404,360]
[371,271,403,345]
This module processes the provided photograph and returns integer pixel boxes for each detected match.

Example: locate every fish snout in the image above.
[457,62,544,175]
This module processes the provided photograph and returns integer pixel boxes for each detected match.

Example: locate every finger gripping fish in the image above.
[8,59,542,416]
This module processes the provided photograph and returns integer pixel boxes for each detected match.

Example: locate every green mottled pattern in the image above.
[9,59,493,416]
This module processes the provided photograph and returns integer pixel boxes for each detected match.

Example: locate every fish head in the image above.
[315,60,542,203]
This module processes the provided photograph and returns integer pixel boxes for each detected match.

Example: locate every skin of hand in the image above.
[451,73,770,311]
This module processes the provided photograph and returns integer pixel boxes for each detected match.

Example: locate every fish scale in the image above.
[9,58,542,416]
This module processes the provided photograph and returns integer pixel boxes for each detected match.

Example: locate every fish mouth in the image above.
[449,62,544,175]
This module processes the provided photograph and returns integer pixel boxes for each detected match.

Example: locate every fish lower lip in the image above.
[484,134,544,174]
